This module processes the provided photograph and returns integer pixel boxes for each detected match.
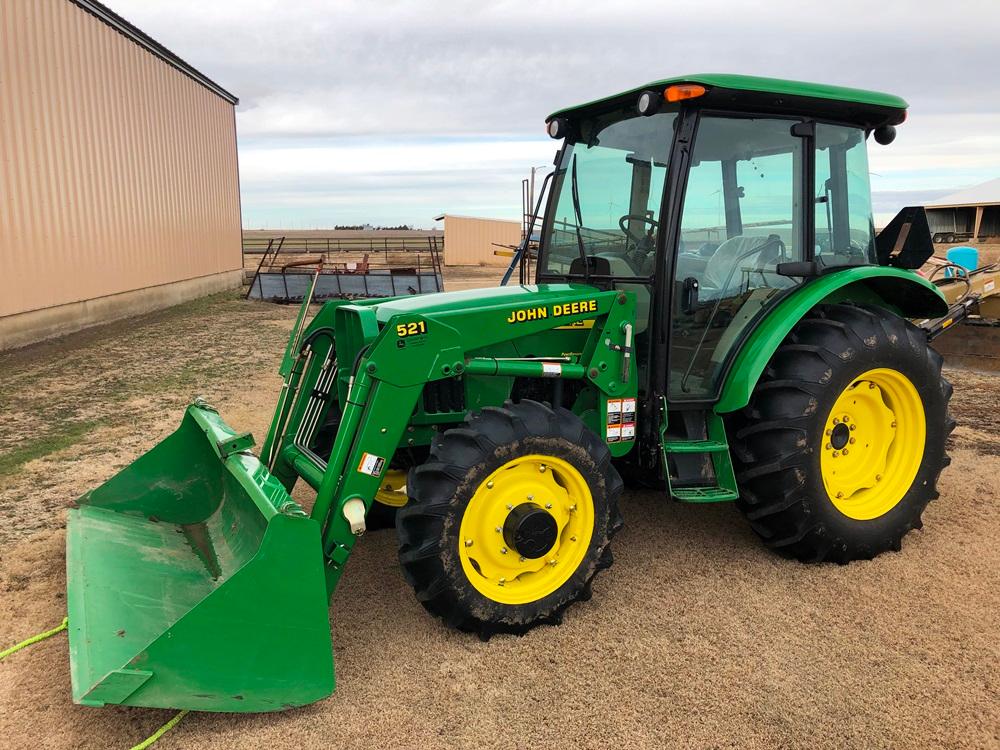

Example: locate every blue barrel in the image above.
[945,246,978,277]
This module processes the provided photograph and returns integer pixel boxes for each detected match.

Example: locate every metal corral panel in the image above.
[441,215,522,266]
[0,0,241,319]
[249,270,444,303]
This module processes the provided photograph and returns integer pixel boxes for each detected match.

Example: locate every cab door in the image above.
[667,114,808,400]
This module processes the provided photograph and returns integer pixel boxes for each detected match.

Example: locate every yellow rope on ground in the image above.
[128,711,189,750]
[2,615,188,749]
[0,616,68,660]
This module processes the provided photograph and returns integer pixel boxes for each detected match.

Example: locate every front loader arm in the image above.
[266,286,638,596]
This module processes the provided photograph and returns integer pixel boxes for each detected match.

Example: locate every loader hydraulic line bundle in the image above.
[65,74,1000,713]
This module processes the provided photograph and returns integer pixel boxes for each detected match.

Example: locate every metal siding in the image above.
[442,215,522,266]
[0,0,241,318]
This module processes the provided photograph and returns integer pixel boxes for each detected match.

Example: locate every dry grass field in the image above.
[0,267,998,749]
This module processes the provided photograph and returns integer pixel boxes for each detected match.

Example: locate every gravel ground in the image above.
[0,283,997,750]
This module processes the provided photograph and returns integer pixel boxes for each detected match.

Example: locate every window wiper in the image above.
[570,153,590,283]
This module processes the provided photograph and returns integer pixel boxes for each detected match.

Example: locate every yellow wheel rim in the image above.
[820,368,925,520]
[458,454,595,605]
[375,469,408,508]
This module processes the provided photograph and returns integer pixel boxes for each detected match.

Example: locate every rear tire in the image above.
[397,400,623,637]
[729,303,953,563]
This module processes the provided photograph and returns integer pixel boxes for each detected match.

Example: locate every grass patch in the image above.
[0,420,102,477]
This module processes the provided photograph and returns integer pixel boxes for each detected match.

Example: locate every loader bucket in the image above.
[66,403,334,712]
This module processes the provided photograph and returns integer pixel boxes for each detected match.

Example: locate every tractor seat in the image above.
[703,235,775,292]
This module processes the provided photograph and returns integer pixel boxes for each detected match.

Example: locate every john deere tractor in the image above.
[69,74,996,713]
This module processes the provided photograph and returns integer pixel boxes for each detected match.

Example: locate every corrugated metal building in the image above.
[434,214,522,266]
[925,178,1000,242]
[0,0,242,350]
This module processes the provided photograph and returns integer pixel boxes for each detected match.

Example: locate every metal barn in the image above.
[0,0,242,349]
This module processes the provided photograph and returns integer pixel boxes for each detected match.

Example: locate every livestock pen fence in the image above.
[243,234,445,303]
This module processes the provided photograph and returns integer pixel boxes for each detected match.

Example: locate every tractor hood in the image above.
[370,283,601,324]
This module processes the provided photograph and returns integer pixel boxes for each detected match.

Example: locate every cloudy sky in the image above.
[112,0,1000,228]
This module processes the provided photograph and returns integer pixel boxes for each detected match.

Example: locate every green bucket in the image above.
[66,403,334,712]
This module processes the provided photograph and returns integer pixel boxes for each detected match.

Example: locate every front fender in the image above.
[714,266,947,414]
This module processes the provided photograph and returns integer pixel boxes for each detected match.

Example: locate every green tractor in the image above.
[68,74,969,713]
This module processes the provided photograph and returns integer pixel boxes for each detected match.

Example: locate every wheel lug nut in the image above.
[519,555,525,562]
[869,383,875,389]
[464,539,473,547]
[832,451,839,458]
[568,504,576,512]
[545,503,552,509]
[498,578,505,586]
[890,421,897,428]
[500,547,507,554]
[486,481,494,489]
[506,503,513,510]
[849,424,856,431]
[539,464,547,473]
[849,438,856,444]
[833,418,840,424]
[876,474,882,481]
[842,449,849,455]
[843,416,850,423]
[825,443,832,450]
[825,429,832,436]
[527,495,534,501]
[570,535,577,542]
[548,558,556,566]
[836,492,844,498]
[495,527,501,533]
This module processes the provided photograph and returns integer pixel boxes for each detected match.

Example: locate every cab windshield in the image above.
[539,109,677,279]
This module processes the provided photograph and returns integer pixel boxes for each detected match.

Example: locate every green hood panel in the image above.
[372,284,600,323]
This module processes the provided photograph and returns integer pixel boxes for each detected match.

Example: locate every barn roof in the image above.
[926,178,1000,208]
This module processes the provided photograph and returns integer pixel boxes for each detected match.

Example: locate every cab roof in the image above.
[547,74,907,129]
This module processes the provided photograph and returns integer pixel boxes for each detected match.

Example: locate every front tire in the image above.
[730,303,953,563]
[397,400,623,637]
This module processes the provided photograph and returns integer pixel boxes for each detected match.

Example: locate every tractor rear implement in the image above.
[66,74,1000,713]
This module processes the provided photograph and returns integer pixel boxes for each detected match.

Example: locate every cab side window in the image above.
[814,124,876,266]
[669,116,804,399]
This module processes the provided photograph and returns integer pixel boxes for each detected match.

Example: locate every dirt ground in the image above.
[1,273,998,749]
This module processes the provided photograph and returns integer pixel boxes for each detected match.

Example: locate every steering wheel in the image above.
[618,214,659,245]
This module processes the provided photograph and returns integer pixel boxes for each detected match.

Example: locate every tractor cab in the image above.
[536,75,906,401]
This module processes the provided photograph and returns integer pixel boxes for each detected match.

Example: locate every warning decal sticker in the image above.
[621,397,636,442]
[605,397,636,443]
[606,399,622,442]
[357,452,386,477]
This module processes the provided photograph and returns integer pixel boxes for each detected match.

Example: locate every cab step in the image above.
[659,403,740,504]
[669,486,740,503]
[661,439,728,454]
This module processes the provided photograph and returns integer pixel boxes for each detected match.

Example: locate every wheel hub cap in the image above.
[503,503,558,559]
